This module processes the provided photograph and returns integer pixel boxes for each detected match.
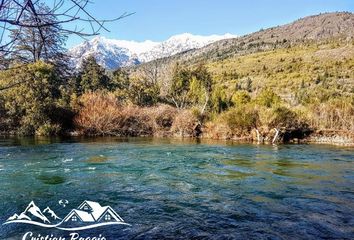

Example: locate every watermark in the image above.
[22,232,106,240]
[3,200,130,239]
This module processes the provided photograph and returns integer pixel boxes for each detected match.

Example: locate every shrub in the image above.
[308,97,354,131]
[257,105,299,129]
[203,121,232,139]
[220,105,258,136]
[74,92,123,135]
[74,92,154,136]
[0,62,58,135]
[35,122,61,136]
[231,90,251,106]
[210,85,230,113]
[128,77,160,106]
[254,88,281,107]
[119,105,154,136]
[171,110,200,137]
[269,106,299,128]
[152,105,178,131]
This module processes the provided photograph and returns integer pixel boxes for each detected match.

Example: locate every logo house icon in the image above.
[63,201,124,224]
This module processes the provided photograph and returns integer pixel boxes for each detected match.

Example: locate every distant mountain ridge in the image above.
[69,33,237,70]
[131,12,354,78]
[177,12,354,63]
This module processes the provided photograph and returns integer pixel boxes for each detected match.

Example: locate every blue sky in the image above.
[65,0,354,48]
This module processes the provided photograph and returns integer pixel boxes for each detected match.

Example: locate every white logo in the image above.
[3,200,131,231]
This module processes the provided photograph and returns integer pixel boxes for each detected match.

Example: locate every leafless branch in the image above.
[0,0,133,57]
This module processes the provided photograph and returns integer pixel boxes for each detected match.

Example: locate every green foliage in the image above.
[167,63,192,108]
[221,105,258,135]
[268,106,299,128]
[128,77,159,106]
[111,68,131,102]
[78,56,111,93]
[0,61,59,135]
[167,63,212,110]
[210,85,230,113]
[35,122,61,136]
[254,89,281,107]
[231,90,251,106]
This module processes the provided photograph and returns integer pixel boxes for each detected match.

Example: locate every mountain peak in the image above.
[69,33,237,70]
[43,206,61,220]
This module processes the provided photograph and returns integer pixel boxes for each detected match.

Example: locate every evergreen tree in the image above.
[167,63,212,111]
[167,63,193,109]
[78,56,111,93]
[0,61,60,135]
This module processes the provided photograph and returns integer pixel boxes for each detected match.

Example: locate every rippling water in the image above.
[0,137,353,239]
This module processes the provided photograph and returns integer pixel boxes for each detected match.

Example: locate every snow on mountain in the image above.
[69,33,237,70]
[139,33,237,62]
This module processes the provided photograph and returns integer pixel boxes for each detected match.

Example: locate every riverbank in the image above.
[1,128,353,147]
[303,130,354,147]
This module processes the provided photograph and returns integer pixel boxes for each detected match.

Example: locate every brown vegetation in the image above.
[74,92,180,137]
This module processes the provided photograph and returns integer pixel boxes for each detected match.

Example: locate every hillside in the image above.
[126,12,354,144]
[131,12,354,80]
[208,41,354,98]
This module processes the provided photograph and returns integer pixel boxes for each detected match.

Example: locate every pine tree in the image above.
[78,56,111,93]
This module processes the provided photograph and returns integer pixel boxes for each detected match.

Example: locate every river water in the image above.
[0,137,353,239]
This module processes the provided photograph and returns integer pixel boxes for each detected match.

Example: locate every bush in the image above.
[308,97,354,131]
[231,90,251,106]
[35,122,61,136]
[119,105,154,136]
[74,92,123,135]
[270,106,299,128]
[171,110,200,137]
[0,62,58,135]
[220,105,258,136]
[254,88,281,107]
[257,105,300,130]
[203,121,232,139]
[152,105,178,131]
[74,92,154,136]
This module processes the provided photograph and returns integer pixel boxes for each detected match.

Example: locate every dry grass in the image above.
[74,93,175,136]
[171,110,200,137]
[74,92,123,135]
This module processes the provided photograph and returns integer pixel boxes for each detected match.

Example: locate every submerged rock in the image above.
[37,175,66,185]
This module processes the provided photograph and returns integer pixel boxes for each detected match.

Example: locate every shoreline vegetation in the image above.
[1,89,353,146]
[0,11,353,146]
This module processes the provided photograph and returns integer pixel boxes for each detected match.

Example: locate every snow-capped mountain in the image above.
[69,33,237,70]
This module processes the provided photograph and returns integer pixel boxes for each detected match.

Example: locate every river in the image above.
[0,137,353,239]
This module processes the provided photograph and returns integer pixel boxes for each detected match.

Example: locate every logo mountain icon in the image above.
[7,201,50,223]
[43,207,61,221]
[7,213,20,221]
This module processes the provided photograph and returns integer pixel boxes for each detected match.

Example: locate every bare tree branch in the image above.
[0,0,133,58]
